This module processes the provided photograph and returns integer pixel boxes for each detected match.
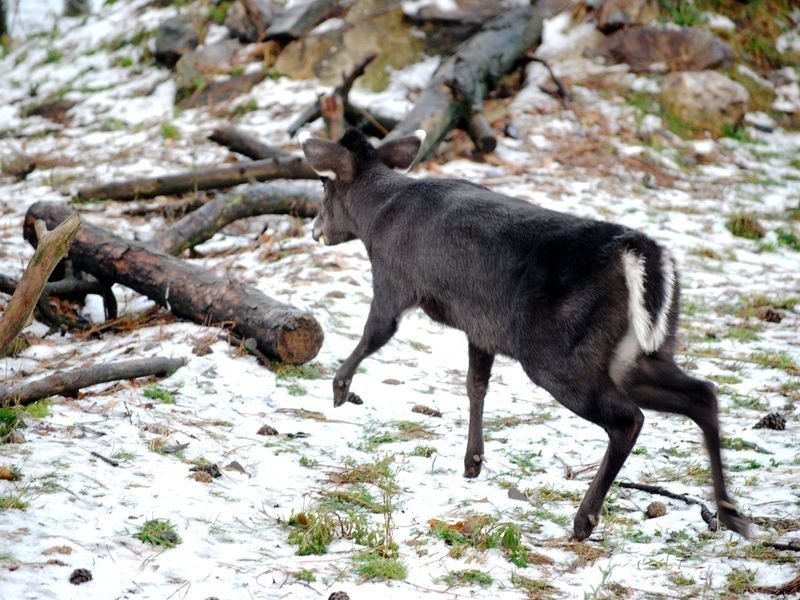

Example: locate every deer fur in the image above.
[300,128,749,541]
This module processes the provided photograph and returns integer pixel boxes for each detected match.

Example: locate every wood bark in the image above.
[0,214,80,354]
[209,127,294,161]
[384,4,544,158]
[0,357,185,407]
[75,155,317,201]
[617,481,718,531]
[156,183,321,255]
[24,202,324,364]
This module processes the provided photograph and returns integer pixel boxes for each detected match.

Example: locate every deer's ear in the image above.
[376,130,425,171]
[299,132,356,182]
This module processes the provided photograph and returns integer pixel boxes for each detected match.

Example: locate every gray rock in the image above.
[225,0,273,43]
[594,27,734,72]
[155,17,199,68]
[174,39,243,94]
[661,70,749,137]
[595,0,658,33]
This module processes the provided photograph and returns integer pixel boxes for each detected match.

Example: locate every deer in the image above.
[298,127,749,541]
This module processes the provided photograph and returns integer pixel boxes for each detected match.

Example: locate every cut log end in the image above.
[276,316,324,364]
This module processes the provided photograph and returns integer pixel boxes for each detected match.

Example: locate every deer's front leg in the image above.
[333,293,400,407]
[464,342,494,478]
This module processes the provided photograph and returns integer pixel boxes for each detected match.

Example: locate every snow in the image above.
[1,2,800,600]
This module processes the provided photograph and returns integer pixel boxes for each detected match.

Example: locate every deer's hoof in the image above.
[718,501,751,539]
[463,454,484,478]
[571,512,599,541]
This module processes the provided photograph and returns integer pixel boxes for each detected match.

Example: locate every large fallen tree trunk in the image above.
[24,202,324,364]
[0,214,80,354]
[75,155,317,201]
[156,183,321,255]
[385,4,544,158]
[0,357,185,407]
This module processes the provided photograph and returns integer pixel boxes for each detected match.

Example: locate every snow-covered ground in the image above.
[1,2,799,599]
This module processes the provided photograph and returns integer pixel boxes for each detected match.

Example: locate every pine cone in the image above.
[753,412,786,431]
[328,593,350,600]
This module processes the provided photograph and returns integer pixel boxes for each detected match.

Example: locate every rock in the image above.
[755,305,782,323]
[594,27,734,72]
[266,0,336,42]
[753,412,786,431]
[645,501,667,518]
[661,71,748,137]
[174,39,243,93]
[178,72,267,110]
[225,0,273,43]
[69,568,93,585]
[274,0,423,91]
[595,0,658,33]
[155,17,199,68]
[257,424,279,436]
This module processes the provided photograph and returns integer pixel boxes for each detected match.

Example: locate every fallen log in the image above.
[1,273,118,322]
[384,4,544,158]
[75,155,317,201]
[0,357,185,407]
[156,183,321,255]
[25,202,324,364]
[208,126,294,160]
[0,214,80,354]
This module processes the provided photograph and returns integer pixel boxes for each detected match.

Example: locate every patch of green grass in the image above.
[707,374,743,385]
[429,516,529,567]
[727,391,768,411]
[275,363,323,380]
[720,123,752,142]
[512,573,556,597]
[45,48,62,63]
[299,455,317,468]
[354,552,407,580]
[729,459,762,472]
[0,492,29,511]
[408,445,437,458]
[24,399,50,418]
[531,484,581,503]
[776,228,800,251]
[443,569,492,587]
[748,351,799,375]
[111,450,136,462]
[723,326,760,343]
[293,569,316,582]
[0,407,23,442]
[287,510,335,555]
[632,447,649,456]
[726,213,765,240]
[329,456,394,486]
[726,567,756,595]
[134,519,181,547]
[658,0,705,26]
[160,123,179,140]
[142,385,174,403]
[286,382,307,396]
[720,437,770,453]
[670,573,695,586]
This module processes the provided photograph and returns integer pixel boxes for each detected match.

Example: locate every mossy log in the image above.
[24,202,324,364]
[385,4,544,158]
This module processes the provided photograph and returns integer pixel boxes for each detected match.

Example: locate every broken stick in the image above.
[0,214,81,354]
[156,182,321,255]
[617,481,719,531]
[24,202,324,364]
[75,155,317,202]
[0,356,185,407]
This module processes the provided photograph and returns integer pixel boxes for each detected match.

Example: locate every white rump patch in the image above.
[413,129,427,142]
[621,249,675,355]
[298,130,312,144]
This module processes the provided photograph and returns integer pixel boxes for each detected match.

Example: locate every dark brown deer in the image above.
[299,128,749,541]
